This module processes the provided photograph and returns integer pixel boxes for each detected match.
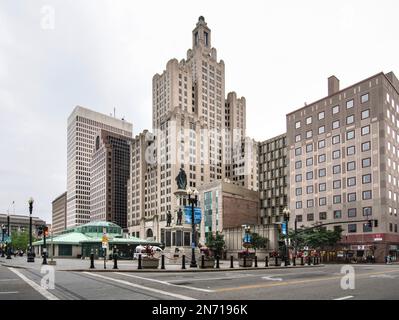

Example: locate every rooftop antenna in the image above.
[114,107,116,118]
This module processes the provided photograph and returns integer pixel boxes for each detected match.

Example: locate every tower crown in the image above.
[192,16,211,50]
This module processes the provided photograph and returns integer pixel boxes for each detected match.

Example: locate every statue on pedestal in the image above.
[175,167,187,190]
[176,208,183,225]
[166,211,172,227]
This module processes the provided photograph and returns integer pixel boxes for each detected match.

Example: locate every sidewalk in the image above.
[0,256,324,272]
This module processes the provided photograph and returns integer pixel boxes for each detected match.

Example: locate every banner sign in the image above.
[282,222,287,235]
[243,234,252,244]
[184,206,202,224]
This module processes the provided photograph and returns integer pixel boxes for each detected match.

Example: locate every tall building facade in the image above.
[90,130,132,229]
[287,72,399,262]
[259,134,288,225]
[67,106,132,228]
[52,192,67,235]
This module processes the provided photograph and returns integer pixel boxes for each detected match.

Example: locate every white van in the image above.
[133,245,163,259]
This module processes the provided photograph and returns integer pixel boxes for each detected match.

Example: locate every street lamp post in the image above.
[1,224,5,257]
[283,207,290,266]
[186,187,199,268]
[27,197,35,263]
[6,214,11,259]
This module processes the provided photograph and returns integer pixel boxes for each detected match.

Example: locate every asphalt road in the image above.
[1,263,399,300]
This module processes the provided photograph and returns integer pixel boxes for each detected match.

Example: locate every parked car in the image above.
[133,245,163,259]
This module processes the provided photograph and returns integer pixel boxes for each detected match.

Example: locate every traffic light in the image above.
[44,226,49,237]
[37,226,43,237]
[374,220,378,228]
[367,220,373,228]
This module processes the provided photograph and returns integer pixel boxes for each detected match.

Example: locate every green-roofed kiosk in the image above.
[32,221,160,259]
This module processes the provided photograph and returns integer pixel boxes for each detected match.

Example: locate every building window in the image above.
[307,213,314,221]
[332,120,340,130]
[332,135,340,145]
[306,158,313,166]
[306,130,313,139]
[295,161,302,169]
[334,210,342,219]
[346,130,355,140]
[295,147,302,156]
[306,185,314,194]
[319,197,327,206]
[295,174,302,182]
[319,212,327,220]
[348,193,356,202]
[361,109,370,120]
[318,111,325,120]
[333,165,341,174]
[332,105,340,114]
[296,215,303,222]
[363,207,372,217]
[296,201,302,209]
[306,171,313,180]
[361,93,369,103]
[362,141,371,152]
[348,208,357,218]
[346,115,354,125]
[306,116,312,125]
[332,149,341,159]
[318,139,325,149]
[296,188,302,196]
[295,134,301,142]
[333,180,341,189]
[307,199,314,208]
[333,195,341,204]
[318,154,326,163]
[319,168,326,177]
[318,126,325,134]
[362,190,372,200]
[347,161,356,171]
[319,183,326,192]
[348,224,357,233]
[362,157,371,168]
[361,125,370,136]
[347,177,356,187]
[362,174,371,184]
[346,99,354,109]
[306,143,313,153]
[295,121,301,129]
[347,146,356,156]
[363,223,372,233]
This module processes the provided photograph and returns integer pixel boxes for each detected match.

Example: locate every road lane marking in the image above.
[262,276,283,281]
[214,269,399,293]
[334,296,354,300]
[115,272,214,293]
[0,291,19,294]
[8,268,59,300]
[370,274,397,279]
[83,272,197,300]
[0,279,19,282]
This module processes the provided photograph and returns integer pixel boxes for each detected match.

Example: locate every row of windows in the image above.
[295,191,372,209]
[294,93,369,129]
[296,207,372,222]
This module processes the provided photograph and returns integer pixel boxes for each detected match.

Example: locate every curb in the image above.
[62,265,325,273]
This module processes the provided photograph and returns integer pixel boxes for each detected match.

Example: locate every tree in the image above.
[10,230,33,251]
[206,232,225,257]
[286,226,343,251]
[250,233,269,254]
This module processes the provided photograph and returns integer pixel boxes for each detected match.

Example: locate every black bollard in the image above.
[230,255,234,268]
[293,256,296,266]
[243,256,247,268]
[113,253,118,270]
[216,256,220,269]
[301,256,304,266]
[275,257,278,266]
[265,256,269,267]
[161,254,165,269]
[182,254,186,269]
[201,254,205,269]
[138,253,142,269]
[90,253,95,269]
[255,256,258,267]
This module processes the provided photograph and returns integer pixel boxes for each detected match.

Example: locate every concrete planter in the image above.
[199,259,215,268]
[239,258,253,267]
[142,258,160,269]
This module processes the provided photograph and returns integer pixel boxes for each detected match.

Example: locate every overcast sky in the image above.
[1,0,398,224]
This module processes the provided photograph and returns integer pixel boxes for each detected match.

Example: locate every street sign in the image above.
[184,206,202,224]
[243,234,252,244]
